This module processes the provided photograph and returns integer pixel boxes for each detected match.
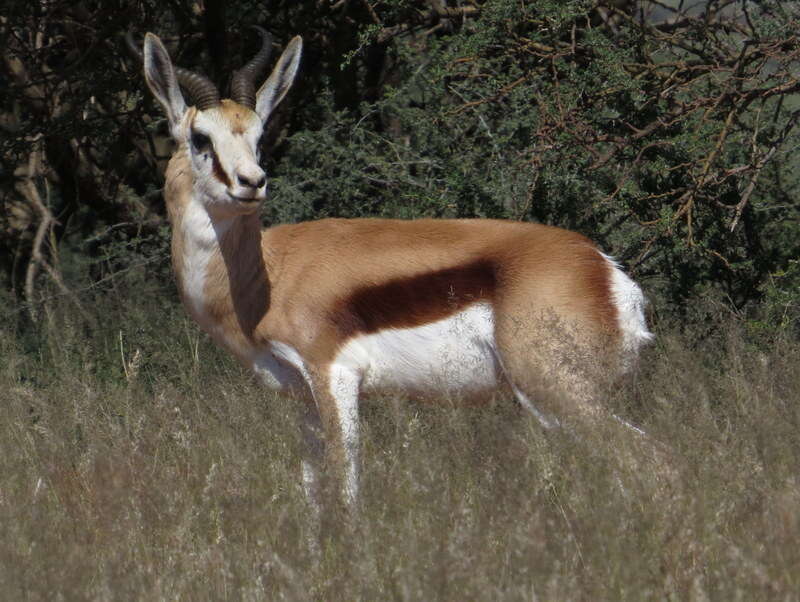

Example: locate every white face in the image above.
[142,32,303,219]
[183,100,267,217]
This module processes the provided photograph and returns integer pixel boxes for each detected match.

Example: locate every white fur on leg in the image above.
[328,364,361,506]
[300,402,324,520]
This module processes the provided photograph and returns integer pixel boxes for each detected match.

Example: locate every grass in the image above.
[0,293,798,600]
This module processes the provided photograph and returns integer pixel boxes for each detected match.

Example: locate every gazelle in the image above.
[130,29,652,504]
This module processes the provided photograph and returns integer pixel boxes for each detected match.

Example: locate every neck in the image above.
[164,151,270,353]
[213,209,270,338]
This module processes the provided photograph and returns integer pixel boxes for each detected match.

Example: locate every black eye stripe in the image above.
[190,131,261,167]
[191,131,211,150]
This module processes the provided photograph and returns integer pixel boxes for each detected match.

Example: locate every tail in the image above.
[602,253,654,370]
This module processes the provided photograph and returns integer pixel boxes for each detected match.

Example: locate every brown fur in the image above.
[163,173,621,366]
[161,114,630,502]
[331,258,496,337]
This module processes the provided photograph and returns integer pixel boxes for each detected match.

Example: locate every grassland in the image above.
[1,292,798,600]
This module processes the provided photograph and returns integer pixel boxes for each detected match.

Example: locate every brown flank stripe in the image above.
[331,259,497,337]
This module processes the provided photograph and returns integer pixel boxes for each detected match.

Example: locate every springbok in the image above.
[129,29,652,504]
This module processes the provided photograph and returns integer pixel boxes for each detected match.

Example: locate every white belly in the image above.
[334,302,500,396]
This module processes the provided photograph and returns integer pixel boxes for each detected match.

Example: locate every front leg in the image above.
[308,363,361,507]
[266,342,361,506]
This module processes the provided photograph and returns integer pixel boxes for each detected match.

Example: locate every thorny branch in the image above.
[22,136,87,321]
[368,1,480,43]
[729,108,800,233]
[2,0,799,304]
[446,1,800,256]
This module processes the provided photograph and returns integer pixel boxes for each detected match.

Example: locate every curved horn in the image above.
[174,67,220,111]
[230,26,274,109]
[126,31,220,111]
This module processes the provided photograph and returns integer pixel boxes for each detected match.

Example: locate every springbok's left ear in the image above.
[255,36,302,122]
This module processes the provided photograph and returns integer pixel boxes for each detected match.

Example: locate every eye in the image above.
[191,131,211,150]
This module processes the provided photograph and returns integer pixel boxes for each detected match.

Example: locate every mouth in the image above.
[229,195,261,206]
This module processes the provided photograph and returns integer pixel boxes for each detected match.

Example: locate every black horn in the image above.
[125,31,221,111]
[230,27,274,109]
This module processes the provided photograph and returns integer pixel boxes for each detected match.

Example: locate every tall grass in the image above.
[1,293,798,600]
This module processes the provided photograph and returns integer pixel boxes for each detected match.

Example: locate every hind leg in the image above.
[493,304,615,428]
[494,306,679,492]
[491,346,560,429]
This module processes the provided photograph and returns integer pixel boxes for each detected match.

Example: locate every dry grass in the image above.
[1,298,798,600]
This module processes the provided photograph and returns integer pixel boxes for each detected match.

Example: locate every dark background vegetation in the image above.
[2,0,799,335]
[2,1,800,599]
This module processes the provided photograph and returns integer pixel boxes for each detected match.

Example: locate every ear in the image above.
[255,36,302,122]
[143,33,188,138]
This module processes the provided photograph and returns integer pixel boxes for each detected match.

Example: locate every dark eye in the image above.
[191,131,210,150]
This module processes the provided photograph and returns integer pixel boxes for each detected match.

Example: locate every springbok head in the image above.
[128,29,302,217]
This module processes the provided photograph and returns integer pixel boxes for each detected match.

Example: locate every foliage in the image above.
[1,0,799,332]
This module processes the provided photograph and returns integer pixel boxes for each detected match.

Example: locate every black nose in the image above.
[237,174,266,189]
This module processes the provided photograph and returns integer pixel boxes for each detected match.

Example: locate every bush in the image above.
[1,1,798,329]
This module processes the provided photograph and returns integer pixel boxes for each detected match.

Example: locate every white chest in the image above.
[178,202,218,317]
